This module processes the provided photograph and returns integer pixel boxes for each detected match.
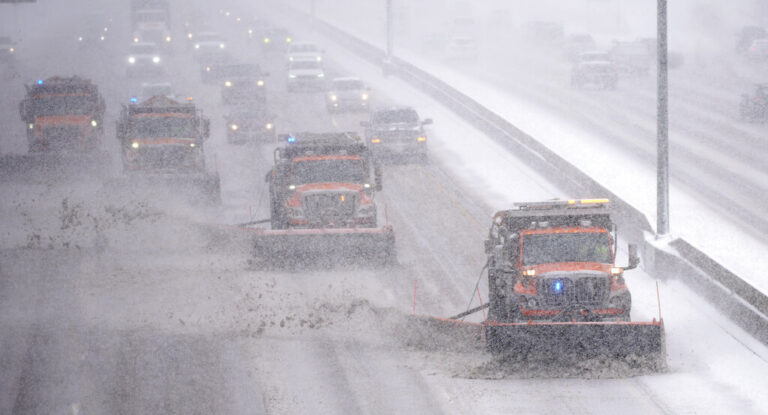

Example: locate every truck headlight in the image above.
[219,43,226,49]
[265,123,273,130]
[90,120,98,127]
[165,36,172,42]
[128,56,136,64]
[152,56,161,64]
[224,80,232,87]
[131,142,140,149]
[330,95,337,101]
[133,37,139,43]
[316,56,322,62]
[257,80,264,87]
[417,136,427,142]
[28,123,34,129]
[263,37,270,43]
[194,44,200,49]
[361,93,368,100]
[288,74,297,78]
[230,124,238,131]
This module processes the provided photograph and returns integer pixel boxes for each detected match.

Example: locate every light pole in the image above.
[385,0,393,59]
[656,0,669,237]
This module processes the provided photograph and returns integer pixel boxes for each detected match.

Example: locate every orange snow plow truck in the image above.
[19,76,105,154]
[245,132,395,265]
[116,95,220,201]
[479,199,665,364]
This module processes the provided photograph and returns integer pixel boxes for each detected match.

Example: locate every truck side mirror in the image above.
[374,165,383,191]
[360,121,370,127]
[625,243,640,270]
[202,119,210,139]
[422,118,433,125]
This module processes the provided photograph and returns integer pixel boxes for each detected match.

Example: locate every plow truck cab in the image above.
[19,77,105,154]
[252,132,394,265]
[483,199,665,365]
[116,95,219,201]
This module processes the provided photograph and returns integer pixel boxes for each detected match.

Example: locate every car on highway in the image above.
[224,105,275,144]
[747,39,768,61]
[126,42,163,78]
[571,61,618,89]
[261,26,292,56]
[736,25,766,55]
[361,106,432,162]
[286,58,325,92]
[325,77,370,112]
[192,31,228,63]
[218,63,268,105]
[287,41,323,62]
[739,83,768,122]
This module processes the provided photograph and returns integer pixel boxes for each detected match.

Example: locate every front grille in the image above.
[539,275,609,307]
[303,191,357,224]
[42,126,81,149]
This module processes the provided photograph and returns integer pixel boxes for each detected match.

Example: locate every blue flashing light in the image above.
[130,97,138,103]
[553,281,563,293]
[287,136,296,143]
[37,80,44,85]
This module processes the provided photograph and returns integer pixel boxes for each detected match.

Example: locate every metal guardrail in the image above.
[287,8,768,344]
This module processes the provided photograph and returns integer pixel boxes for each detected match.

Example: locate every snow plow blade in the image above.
[246,225,395,266]
[486,320,666,365]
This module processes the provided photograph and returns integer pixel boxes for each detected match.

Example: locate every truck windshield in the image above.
[522,232,612,266]
[31,95,95,116]
[133,116,196,138]
[292,159,364,185]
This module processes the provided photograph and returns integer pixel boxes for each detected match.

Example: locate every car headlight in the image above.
[9,47,14,53]
[361,93,368,100]
[131,141,140,149]
[330,95,337,101]
[248,29,253,35]
[316,56,322,62]
[194,44,200,49]
[187,33,193,39]
[90,120,98,127]
[288,56,294,61]
[28,123,34,129]
[224,80,232,87]
[289,74,297,78]
[128,56,136,64]
[264,37,270,43]
[257,80,264,87]
[317,73,324,78]
[165,36,172,42]
[77,36,83,42]
[133,37,139,43]
[417,136,426,142]
[265,123,273,130]
[230,124,238,131]
[219,43,226,49]
[152,56,160,63]
[100,36,105,41]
